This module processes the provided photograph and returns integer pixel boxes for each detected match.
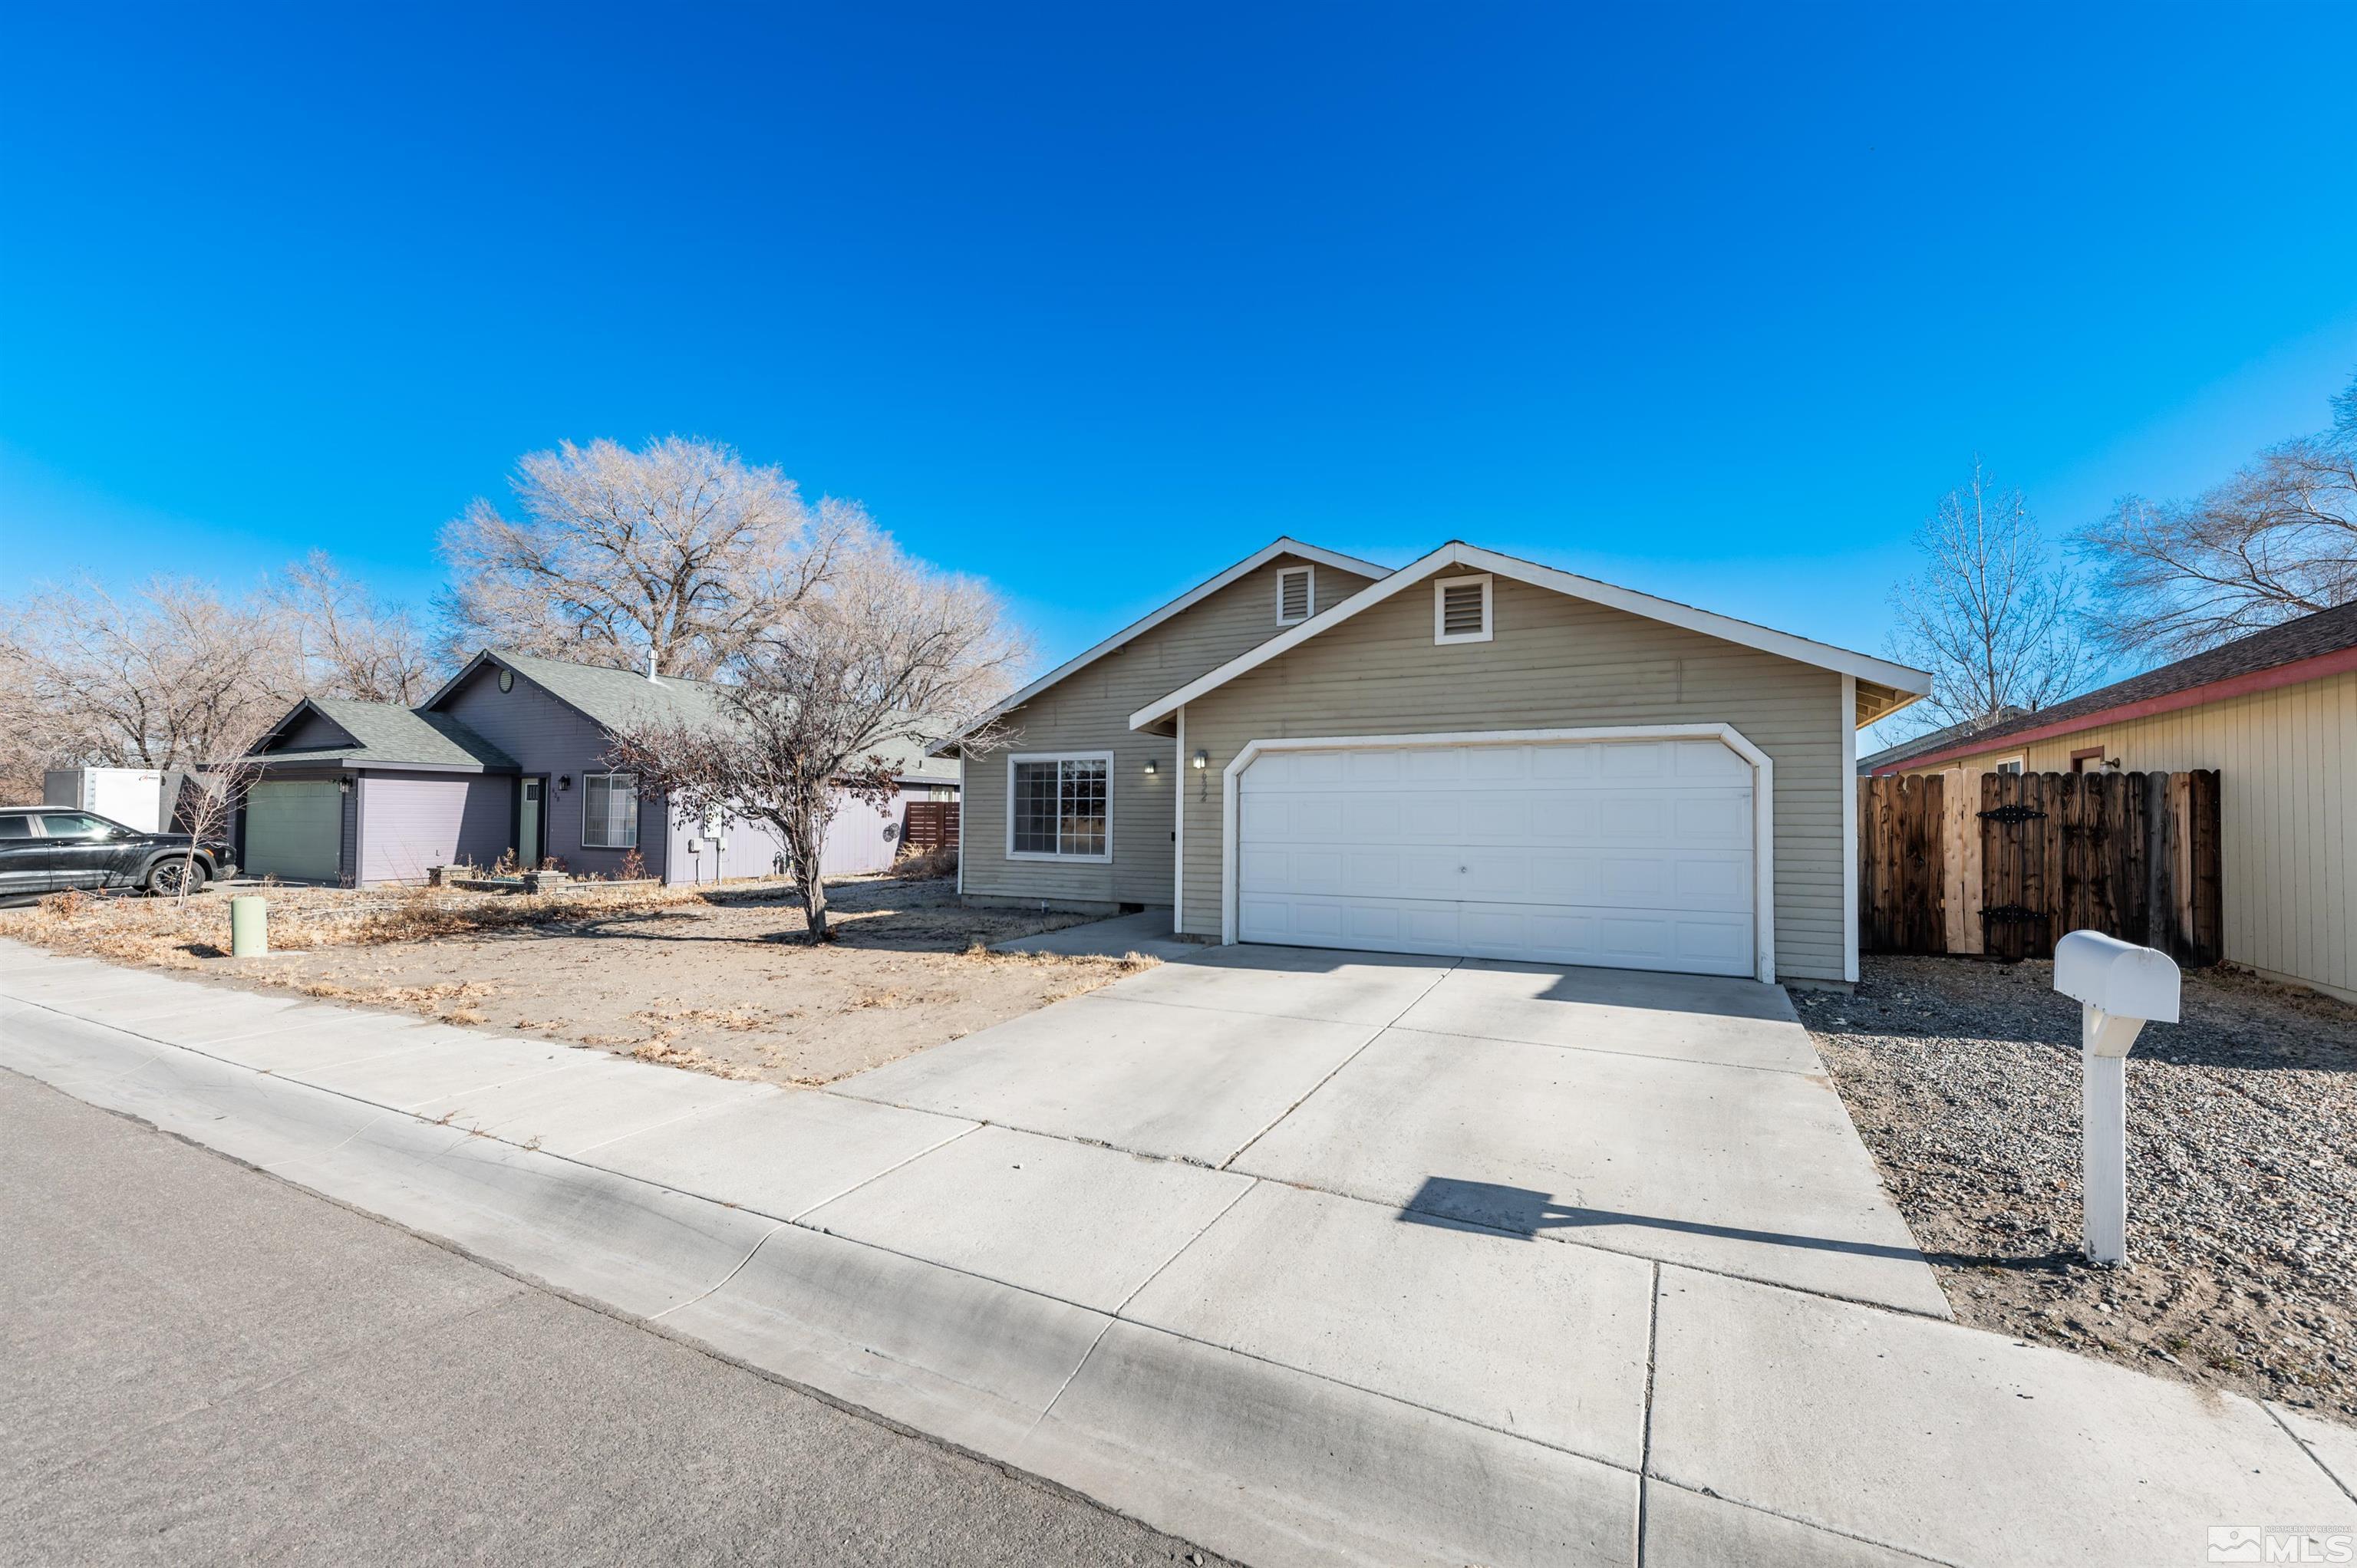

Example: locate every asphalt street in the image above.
[0,1066,1229,1566]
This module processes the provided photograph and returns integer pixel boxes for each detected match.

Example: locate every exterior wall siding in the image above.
[436,665,666,880]
[960,555,1376,909]
[355,772,513,885]
[1897,668,2356,1001]
[279,709,351,749]
[1175,573,1851,985]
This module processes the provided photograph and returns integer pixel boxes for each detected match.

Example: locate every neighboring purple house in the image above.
[238,649,961,888]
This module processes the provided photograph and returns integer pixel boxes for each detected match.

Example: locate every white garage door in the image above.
[246,779,343,883]
[1236,737,1756,977]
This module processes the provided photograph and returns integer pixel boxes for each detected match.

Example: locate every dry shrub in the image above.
[630,1038,762,1080]
[892,843,958,881]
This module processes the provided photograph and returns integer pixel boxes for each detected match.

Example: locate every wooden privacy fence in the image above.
[1859,769,2222,964]
[902,800,960,852]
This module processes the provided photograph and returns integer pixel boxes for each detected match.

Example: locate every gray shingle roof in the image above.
[490,650,729,731]
[260,698,519,770]
[1867,599,2357,769]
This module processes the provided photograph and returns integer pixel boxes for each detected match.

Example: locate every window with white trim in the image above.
[582,772,639,848]
[1007,753,1109,859]
[1276,565,1314,624]
[1433,573,1493,644]
[1992,756,2026,776]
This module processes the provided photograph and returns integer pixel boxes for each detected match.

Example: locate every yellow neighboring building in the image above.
[1864,602,2357,1003]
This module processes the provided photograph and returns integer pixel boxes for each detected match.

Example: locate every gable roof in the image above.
[252,697,519,772]
[427,649,730,731]
[1868,598,2357,774]
[1858,708,2028,773]
[927,538,1388,754]
[1128,540,1933,731]
[428,649,961,787]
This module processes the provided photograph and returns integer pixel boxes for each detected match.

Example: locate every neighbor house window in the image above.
[1277,565,1314,624]
[582,772,639,849]
[1433,573,1493,644]
[1007,753,1110,860]
[1993,756,2026,776]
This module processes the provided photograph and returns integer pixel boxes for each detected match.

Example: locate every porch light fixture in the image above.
[557,775,572,792]
[1192,749,1208,770]
[1143,759,1159,775]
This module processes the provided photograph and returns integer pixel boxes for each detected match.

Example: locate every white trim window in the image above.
[1993,756,2027,776]
[1276,565,1315,625]
[582,771,640,849]
[1433,573,1493,644]
[1007,753,1112,861]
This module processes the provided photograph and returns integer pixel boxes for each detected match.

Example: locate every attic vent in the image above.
[1433,574,1493,644]
[1277,566,1314,624]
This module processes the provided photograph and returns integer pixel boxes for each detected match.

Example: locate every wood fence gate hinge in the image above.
[1978,804,2049,823]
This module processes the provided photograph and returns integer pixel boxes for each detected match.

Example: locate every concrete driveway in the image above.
[6,932,2350,1568]
[838,934,1949,1316]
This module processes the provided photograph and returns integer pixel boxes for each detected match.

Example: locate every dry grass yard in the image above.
[0,873,1153,1085]
[1801,955,2357,1425]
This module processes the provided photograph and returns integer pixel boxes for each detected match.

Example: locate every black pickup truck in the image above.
[0,807,235,897]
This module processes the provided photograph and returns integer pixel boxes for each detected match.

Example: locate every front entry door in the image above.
[517,779,542,868]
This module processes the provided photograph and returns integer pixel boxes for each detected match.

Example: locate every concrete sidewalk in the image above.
[3,938,2352,1567]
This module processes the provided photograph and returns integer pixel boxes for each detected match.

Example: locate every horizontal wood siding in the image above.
[961,555,1375,908]
[1897,668,2355,1001]
[1178,574,1851,984]
[356,772,513,885]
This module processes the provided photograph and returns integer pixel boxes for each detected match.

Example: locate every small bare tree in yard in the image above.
[610,540,1024,941]
[440,436,855,679]
[1888,460,2091,737]
[2075,368,2357,658]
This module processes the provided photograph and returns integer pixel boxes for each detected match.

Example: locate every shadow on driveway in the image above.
[1399,1175,1931,1263]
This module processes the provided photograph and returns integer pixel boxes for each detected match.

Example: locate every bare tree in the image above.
[609,539,1025,940]
[272,552,437,703]
[0,577,298,781]
[1887,460,2092,736]
[439,436,853,679]
[2075,369,2357,657]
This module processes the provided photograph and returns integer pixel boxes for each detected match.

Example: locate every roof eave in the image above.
[1871,643,2357,775]
[935,537,1391,750]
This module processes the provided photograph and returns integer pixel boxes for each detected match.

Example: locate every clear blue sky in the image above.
[5,3,2355,723]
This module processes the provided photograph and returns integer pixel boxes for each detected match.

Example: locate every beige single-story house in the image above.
[936,539,1931,988]
[1865,600,2357,1003]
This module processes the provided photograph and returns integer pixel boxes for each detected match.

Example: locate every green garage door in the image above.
[246,779,342,882]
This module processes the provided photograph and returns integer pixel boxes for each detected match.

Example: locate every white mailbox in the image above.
[2053,931,2180,1266]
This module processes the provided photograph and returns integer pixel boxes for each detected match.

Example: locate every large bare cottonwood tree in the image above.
[1887,460,2091,738]
[2075,370,2357,657]
[440,436,853,679]
[608,539,1024,940]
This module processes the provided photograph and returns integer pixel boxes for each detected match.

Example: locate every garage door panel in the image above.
[1237,736,1756,978]
[246,779,341,883]
[1672,793,1752,844]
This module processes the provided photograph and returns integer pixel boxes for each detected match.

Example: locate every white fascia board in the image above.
[928,538,1389,755]
[1130,541,1933,730]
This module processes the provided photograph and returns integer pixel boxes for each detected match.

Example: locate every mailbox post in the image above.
[2052,931,2181,1265]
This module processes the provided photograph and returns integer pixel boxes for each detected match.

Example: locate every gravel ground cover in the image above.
[1798,955,2357,1425]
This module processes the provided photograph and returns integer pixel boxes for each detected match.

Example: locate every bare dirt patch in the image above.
[1798,955,2357,1425]
[0,875,1154,1085]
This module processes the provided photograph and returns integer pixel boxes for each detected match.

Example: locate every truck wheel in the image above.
[147,860,206,898]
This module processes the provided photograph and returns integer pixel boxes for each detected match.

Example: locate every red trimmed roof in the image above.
[1869,599,2357,774]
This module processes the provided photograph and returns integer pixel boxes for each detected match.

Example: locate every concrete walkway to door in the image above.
[3,931,2349,1568]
